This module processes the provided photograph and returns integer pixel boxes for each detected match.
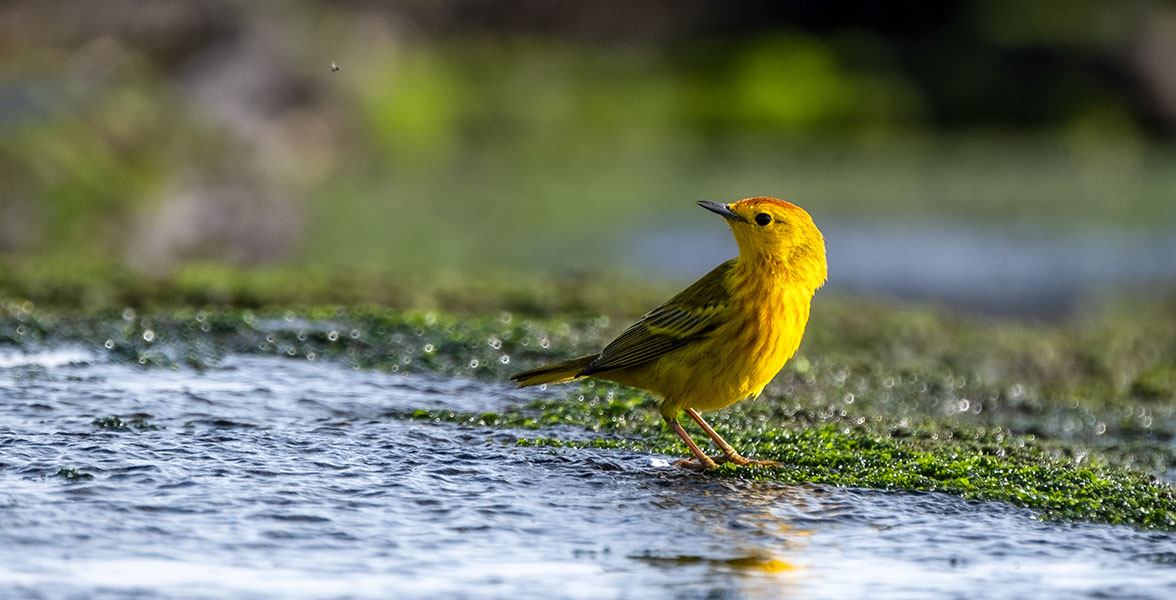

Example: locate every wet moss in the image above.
[0,258,667,319]
[92,416,161,431]
[55,468,93,481]
[1131,363,1176,402]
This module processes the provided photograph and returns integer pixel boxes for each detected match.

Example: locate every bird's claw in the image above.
[673,457,719,470]
[672,455,781,470]
[711,454,781,467]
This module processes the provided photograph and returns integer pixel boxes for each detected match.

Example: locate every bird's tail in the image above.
[509,354,597,388]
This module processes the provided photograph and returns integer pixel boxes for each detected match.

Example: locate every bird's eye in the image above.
[754,213,772,226]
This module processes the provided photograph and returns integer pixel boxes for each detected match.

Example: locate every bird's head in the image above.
[698,197,827,287]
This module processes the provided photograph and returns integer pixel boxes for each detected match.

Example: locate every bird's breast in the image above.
[611,264,816,418]
[677,277,811,412]
[733,283,809,388]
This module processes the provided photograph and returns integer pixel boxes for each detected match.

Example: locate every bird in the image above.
[510,197,827,469]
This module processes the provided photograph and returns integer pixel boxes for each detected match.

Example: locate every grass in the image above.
[2,270,1174,529]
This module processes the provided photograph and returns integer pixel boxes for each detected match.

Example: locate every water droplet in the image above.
[200,323,211,333]
[195,311,207,323]
[958,399,970,412]
[297,331,307,341]
[832,369,848,386]
[488,337,502,349]
[424,344,434,353]
[122,308,135,321]
[15,325,25,336]
[103,339,115,349]
[540,337,550,349]
[142,330,155,342]
[284,311,296,322]
[469,359,479,368]
[500,355,510,364]
[327,330,339,342]
[350,329,361,339]
[1095,423,1106,435]
[843,393,854,404]
[138,357,147,365]
[306,352,317,361]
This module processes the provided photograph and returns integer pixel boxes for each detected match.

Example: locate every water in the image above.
[2,348,1174,599]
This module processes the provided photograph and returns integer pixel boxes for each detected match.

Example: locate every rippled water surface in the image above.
[2,349,1174,599]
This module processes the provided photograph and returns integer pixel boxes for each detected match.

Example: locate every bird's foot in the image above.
[671,455,780,470]
[710,454,781,468]
[673,456,720,470]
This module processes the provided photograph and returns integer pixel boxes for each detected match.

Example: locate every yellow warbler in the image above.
[511,197,827,469]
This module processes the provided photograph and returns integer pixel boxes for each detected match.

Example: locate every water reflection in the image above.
[625,478,816,597]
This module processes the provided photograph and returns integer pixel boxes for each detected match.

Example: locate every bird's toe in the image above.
[712,455,781,468]
[673,457,719,471]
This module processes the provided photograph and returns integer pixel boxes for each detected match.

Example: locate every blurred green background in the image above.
[2,0,1175,315]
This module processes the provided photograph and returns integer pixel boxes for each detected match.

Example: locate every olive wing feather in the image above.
[578,259,736,376]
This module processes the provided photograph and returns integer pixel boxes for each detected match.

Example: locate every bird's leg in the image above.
[685,408,781,467]
[664,416,719,470]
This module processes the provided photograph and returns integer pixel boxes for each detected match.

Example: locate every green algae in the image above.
[92,416,161,431]
[2,287,1175,529]
[55,468,93,481]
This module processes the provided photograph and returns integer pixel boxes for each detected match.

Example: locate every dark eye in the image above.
[754,213,772,226]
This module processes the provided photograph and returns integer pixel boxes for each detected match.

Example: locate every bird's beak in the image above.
[697,201,747,223]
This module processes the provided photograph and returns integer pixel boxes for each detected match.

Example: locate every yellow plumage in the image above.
[511,197,827,469]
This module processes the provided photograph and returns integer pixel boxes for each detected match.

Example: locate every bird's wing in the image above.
[578,259,736,376]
